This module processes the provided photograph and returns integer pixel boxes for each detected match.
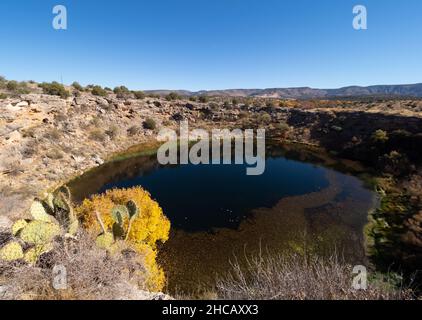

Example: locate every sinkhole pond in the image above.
[69,143,378,294]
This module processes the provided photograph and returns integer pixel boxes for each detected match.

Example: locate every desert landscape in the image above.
[1,77,421,299]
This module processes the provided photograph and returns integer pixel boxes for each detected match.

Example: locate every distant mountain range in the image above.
[145,83,422,99]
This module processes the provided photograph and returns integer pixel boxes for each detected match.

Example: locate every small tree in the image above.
[259,113,272,124]
[114,86,131,98]
[72,81,84,91]
[113,86,130,95]
[275,122,290,138]
[91,85,108,97]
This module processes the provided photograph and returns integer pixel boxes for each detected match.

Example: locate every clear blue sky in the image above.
[0,0,421,91]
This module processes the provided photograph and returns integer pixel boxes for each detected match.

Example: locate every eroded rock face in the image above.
[0,91,209,220]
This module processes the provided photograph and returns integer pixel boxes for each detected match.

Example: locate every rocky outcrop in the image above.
[0,92,207,221]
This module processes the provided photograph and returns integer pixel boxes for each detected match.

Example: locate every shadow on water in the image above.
[69,142,378,294]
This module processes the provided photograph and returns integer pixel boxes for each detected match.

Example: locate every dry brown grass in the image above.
[89,128,107,142]
[0,232,149,300]
[215,252,414,300]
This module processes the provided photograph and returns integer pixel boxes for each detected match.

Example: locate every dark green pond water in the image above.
[69,143,377,293]
[97,154,329,232]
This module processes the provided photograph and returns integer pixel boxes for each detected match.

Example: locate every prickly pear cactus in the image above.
[19,220,61,246]
[125,200,140,240]
[12,219,28,236]
[58,185,71,201]
[44,193,55,213]
[111,205,129,224]
[0,241,24,261]
[23,243,54,264]
[126,200,139,218]
[94,200,141,251]
[1,186,81,265]
[96,232,114,249]
[51,187,79,237]
[66,219,79,238]
[35,186,79,237]
[30,200,53,223]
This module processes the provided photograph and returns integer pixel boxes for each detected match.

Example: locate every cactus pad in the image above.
[30,200,52,223]
[19,220,61,245]
[126,200,139,218]
[24,243,54,264]
[12,219,28,236]
[96,232,114,249]
[0,241,24,261]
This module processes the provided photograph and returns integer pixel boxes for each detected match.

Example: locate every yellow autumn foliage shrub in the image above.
[75,187,170,291]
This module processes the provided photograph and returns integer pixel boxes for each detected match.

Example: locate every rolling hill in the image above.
[145,83,422,99]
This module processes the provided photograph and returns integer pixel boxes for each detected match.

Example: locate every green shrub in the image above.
[3,80,30,94]
[143,118,156,130]
[113,86,130,98]
[198,95,209,103]
[275,122,290,136]
[72,81,84,91]
[165,92,180,101]
[133,91,145,100]
[0,93,7,100]
[372,129,389,143]
[189,96,198,102]
[39,82,70,99]
[259,113,272,124]
[113,86,130,94]
[6,80,18,91]
[91,85,108,97]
